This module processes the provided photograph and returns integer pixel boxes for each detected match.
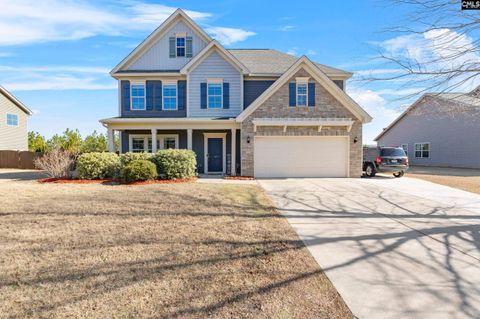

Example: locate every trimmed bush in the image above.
[122,160,157,183]
[152,149,196,180]
[120,152,153,167]
[76,152,120,179]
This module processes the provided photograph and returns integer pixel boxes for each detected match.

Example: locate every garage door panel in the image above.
[254,136,348,178]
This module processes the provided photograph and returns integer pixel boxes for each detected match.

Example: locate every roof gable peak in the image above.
[111,8,211,74]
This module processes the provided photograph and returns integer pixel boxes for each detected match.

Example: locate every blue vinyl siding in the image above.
[126,20,208,71]
[121,80,186,118]
[188,51,241,117]
[243,80,275,109]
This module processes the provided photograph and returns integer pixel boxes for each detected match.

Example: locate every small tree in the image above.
[34,148,74,179]
[46,129,82,154]
[80,131,107,153]
[28,131,47,152]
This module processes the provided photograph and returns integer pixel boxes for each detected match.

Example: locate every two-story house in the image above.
[100,9,372,177]
[0,86,32,151]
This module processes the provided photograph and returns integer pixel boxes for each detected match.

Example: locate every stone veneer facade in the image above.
[240,68,363,177]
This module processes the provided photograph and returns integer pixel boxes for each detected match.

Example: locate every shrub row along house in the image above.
[100,9,372,178]
[375,86,480,169]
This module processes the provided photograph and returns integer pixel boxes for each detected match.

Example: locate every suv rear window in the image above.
[380,148,406,157]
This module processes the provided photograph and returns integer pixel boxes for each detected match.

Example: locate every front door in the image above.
[207,138,223,173]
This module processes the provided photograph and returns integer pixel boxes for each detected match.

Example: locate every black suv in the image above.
[363,146,409,178]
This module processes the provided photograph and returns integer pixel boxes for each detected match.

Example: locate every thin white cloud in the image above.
[378,28,480,92]
[279,25,295,31]
[0,0,254,46]
[3,75,116,91]
[348,87,403,144]
[307,49,317,55]
[1,64,115,91]
[205,27,256,46]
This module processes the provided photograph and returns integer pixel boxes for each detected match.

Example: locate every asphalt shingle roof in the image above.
[228,49,352,76]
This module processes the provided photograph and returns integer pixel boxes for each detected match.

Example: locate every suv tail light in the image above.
[375,156,382,165]
[405,157,409,165]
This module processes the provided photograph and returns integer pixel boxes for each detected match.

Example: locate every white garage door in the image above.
[254,136,349,178]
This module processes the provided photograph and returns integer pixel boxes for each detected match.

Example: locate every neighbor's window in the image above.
[401,144,408,156]
[131,84,145,110]
[207,83,222,108]
[163,84,177,110]
[6,113,18,126]
[132,138,145,152]
[297,83,307,106]
[414,143,430,158]
[176,37,186,57]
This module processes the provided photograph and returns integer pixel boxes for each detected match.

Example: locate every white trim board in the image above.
[203,132,227,174]
[235,56,372,123]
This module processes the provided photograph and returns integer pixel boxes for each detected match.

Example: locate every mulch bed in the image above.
[224,176,255,180]
[38,177,198,185]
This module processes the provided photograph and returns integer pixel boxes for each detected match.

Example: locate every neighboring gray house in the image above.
[375,87,480,168]
[0,86,32,151]
[100,9,372,177]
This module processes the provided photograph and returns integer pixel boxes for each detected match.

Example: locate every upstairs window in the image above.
[296,83,307,106]
[207,83,222,108]
[6,113,18,126]
[131,84,145,110]
[163,84,178,110]
[176,37,185,57]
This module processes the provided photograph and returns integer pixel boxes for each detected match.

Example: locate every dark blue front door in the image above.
[207,138,223,172]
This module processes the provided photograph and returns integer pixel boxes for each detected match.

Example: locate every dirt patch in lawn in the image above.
[0,180,351,318]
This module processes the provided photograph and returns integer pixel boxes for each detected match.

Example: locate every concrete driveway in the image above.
[259,177,480,319]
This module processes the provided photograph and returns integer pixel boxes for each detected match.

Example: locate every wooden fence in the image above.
[0,151,42,169]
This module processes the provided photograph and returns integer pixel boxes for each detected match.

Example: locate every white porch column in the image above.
[231,128,236,176]
[151,128,157,153]
[187,129,193,150]
[107,128,115,152]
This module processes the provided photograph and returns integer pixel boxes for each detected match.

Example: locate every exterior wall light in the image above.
[353,136,358,143]
[247,136,251,144]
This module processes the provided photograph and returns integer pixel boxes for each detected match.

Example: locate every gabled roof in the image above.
[235,56,372,123]
[110,9,212,75]
[374,92,480,141]
[180,40,250,74]
[228,49,352,78]
[0,86,32,115]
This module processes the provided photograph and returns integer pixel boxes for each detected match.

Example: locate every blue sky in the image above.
[1,0,472,143]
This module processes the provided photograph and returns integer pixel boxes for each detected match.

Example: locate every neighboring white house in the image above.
[0,86,32,151]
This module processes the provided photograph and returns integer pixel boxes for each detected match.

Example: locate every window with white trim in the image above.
[401,144,408,156]
[131,84,145,110]
[414,143,430,158]
[163,84,177,110]
[163,136,176,149]
[131,138,145,152]
[6,113,18,126]
[296,83,307,106]
[130,135,179,153]
[207,83,222,108]
[176,37,186,57]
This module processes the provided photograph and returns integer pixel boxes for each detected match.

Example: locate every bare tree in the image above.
[368,0,480,97]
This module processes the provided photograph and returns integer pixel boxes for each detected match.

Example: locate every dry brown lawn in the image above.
[0,174,351,319]
[406,166,480,195]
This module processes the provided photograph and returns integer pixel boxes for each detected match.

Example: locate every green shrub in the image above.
[151,149,197,180]
[120,152,153,167]
[122,160,157,183]
[76,152,120,179]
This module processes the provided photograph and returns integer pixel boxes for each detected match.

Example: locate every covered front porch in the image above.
[101,118,241,175]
